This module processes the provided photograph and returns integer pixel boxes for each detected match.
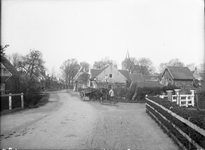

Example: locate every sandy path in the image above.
[0,90,178,150]
[85,102,178,150]
[0,90,96,149]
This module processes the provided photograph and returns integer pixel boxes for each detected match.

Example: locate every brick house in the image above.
[1,56,20,94]
[160,66,194,92]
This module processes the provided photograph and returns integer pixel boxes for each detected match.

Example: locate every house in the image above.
[160,66,194,91]
[73,66,90,91]
[1,56,20,94]
[73,72,90,91]
[89,65,131,88]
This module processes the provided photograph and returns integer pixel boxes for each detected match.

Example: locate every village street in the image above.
[0,90,178,150]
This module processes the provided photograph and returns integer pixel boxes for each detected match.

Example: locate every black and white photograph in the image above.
[1,0,205,149]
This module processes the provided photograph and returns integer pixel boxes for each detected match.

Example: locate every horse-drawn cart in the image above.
[80,87,96,101]
[80,87,109,102]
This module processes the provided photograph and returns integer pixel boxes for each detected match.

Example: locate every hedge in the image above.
[146,96,205,149]
[197,92,205,109]
[126,86,162,101]
[147,96,205,129]
[113,87,129,98]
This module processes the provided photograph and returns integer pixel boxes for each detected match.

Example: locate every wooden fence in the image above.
[159,90,195,107]
[146,97,205,150]
[172,95,194,107]
[1,93,24,111]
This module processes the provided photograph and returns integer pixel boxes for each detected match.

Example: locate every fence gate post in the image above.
[190,90,195,106]
[9,93,12,110]
[186,96,188,107]
[21,93,24,109]
[179,96,182,107]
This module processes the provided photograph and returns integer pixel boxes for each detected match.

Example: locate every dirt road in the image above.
[0,90,178,150]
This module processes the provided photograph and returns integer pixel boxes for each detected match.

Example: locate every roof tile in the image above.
[166,66,194,80]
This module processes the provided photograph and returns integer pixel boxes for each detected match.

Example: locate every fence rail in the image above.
[171,95,194,107]
[146,97,205,150]
[0,93,24,110]
[159,90,195,107]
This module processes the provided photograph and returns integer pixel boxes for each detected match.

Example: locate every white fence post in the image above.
[179,95,182,107]
[9,93,12,110]
[174,89,180,105]
[190,90,195,106]
[186,96,188,107]
[21,93,24,108]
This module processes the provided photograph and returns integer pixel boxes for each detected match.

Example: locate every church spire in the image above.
[126,48,130,60]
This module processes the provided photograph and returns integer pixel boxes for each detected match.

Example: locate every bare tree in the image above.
[158,58,185,73]
[18,49,46,89]
[61,59,80,87]
[121,57,137,73]
[93,57,118,69]
[135,58,155,75]
[6,53,23,71]
[80,61,90,72]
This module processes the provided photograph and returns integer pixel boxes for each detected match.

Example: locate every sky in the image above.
[2,0,204,77]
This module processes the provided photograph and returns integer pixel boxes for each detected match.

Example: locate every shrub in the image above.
[161,84,180,94]
[146,96,205,129]
[24,88,43,106]
[126,83,137,100]
[146,96,205,149]
[113,87,128,98]
[197,91,205,109]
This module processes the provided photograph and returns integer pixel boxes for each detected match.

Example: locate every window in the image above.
[109,74,112,78]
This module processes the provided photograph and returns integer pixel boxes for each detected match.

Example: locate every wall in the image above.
[161,70,173,86]
[97,65,127,83]
[174,80,193,93]
[5,77,20,94]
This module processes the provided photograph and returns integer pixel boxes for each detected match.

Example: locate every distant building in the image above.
[73,64,131,90]
[160,66,194,92]
[89,65,131,88]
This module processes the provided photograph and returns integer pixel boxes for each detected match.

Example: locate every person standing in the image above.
[109,87,115,104]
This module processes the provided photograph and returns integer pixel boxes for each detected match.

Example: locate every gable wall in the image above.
[97,66,127,83]
[161,69,173,86]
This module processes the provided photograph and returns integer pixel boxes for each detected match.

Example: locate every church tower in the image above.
[122,50,132,71]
